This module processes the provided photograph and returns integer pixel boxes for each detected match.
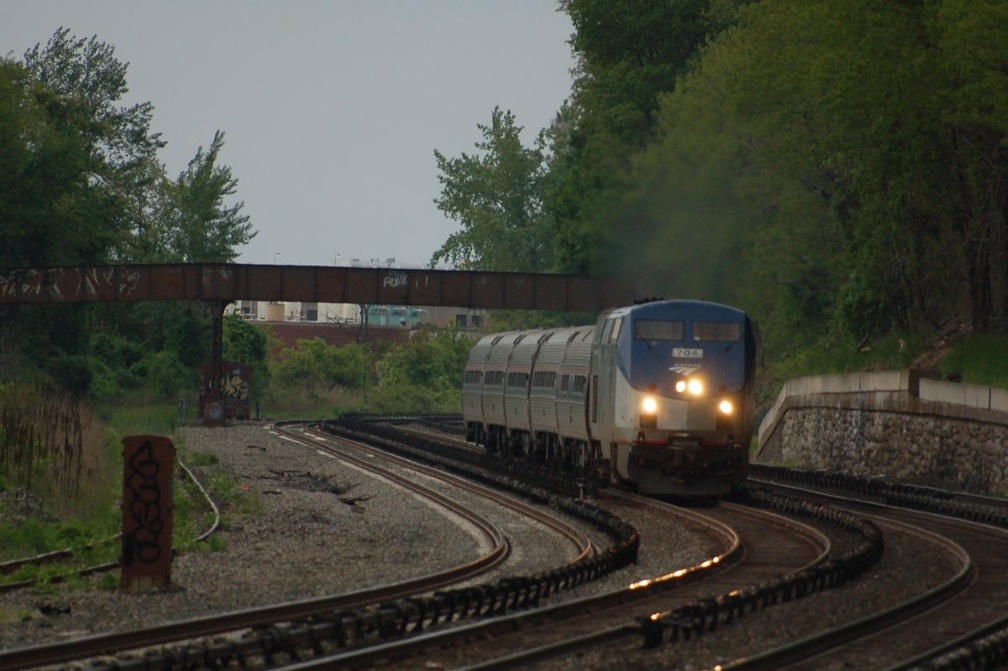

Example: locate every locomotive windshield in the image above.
[693,321,742,342]
[634,320,684,340]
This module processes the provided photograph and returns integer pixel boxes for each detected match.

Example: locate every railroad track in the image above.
[725,474,1008,670]
[11,417,990,670]
[264,491,834,671]
[292,421,595,570]
[0,421,599,671]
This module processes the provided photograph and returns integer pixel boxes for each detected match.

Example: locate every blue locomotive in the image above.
[462,299,756,497]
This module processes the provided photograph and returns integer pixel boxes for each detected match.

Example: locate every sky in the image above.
[1,2,577,268]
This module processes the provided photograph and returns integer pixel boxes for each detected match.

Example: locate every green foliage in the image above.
[0,516,119,564]
[188,451,219,467]
[375,327,472,395]
[940,334,1008,388]
[132,350,194,398]
[96,573,119,591]
[547,0,753,277]
[672,0,1006,340]
[157,131,256,263]
[187,534,228,554]
[431,107,555,272]
[83,302,212,402]
[0,29,256,401]
[272,338,367,392]
[365,383,460,414]
[45,355,93,397]
[484,310,595,333]
[264,385,366,419]
[223,313,270,400]
[98,402,178,437]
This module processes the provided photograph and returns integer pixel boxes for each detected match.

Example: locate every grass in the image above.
[0,398,260,590]
[938,333,1008,387]
[97,401,181,438]
[261,385,366,419]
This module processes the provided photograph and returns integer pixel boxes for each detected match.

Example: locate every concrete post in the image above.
[120,435,175,593]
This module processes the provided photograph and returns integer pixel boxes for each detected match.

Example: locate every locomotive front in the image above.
[592,300,755,496]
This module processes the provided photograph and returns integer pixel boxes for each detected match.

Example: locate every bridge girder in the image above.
[0,264,637,312]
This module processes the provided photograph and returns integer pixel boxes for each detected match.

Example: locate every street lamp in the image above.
[274,252,281,265]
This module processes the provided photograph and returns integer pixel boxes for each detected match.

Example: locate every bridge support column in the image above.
[203,300,226,427]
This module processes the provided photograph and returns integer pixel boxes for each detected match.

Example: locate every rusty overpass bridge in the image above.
[0,263,639,423]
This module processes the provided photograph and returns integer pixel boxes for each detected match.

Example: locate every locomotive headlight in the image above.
[641,396,658,414]
[719,399,734,415]
[675,378,704,396]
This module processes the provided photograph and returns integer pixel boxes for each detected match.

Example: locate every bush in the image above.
[46,355,94,397]
[132,350,195,398]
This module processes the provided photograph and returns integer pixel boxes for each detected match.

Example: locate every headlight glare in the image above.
[642,396,658,414]
[687,378,704,396]
[675,380,687,394]
[719,399,734,415]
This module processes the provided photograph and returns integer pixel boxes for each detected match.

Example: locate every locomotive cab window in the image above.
[693,321,742,342]
[634,320,684,341]
[601,316,623,343]
[608,317,623,343]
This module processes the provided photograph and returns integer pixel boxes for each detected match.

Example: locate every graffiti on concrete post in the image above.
[121,435,174,592]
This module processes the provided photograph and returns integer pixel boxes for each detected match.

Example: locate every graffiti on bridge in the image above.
[0,267,141,301]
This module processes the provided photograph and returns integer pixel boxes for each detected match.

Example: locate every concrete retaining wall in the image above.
[755,370,1008,497]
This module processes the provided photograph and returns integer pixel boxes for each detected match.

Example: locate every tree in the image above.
[159,131,256,262]
[626,0,1008,346]
[431,108,554,272]
[925,0,1008,331]
[0,58,109,267]
[550,0,753,275]
[223,313,270,400]
[375,327,471,391]
[272,338,366,392]
[23,28,165,263]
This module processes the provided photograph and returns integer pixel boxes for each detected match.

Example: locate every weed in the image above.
[96,573,119,591]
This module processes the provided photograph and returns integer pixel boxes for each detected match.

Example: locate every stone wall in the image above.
[755,370,1008,497]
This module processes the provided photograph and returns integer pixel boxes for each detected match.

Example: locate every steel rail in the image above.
[262,492,830,671]
[0,428,513,671]
[712,478,976,671]
[294,422,595,565]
